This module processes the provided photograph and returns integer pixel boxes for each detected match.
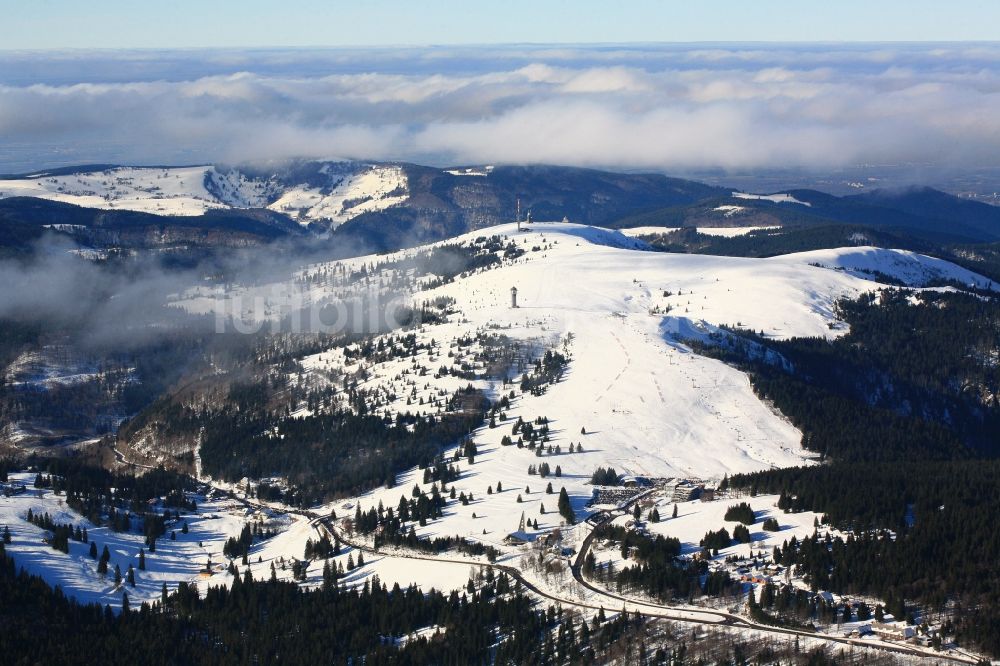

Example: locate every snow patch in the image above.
[712,204,747,217]
[267,165,408,227]
[781,246,998,290]
[732,191,811,207]
[445,166,494,177]
[620,226,781,238]
[0,166,228,216]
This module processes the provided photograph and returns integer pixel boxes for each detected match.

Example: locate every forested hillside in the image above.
[709,288,1000,652]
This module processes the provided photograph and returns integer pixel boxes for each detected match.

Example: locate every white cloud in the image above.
[1,45,1000,172]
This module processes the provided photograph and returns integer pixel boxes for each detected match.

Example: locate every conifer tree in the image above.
[558,487,576,524]
[98,545,111,575]
[322,560,334,591]
[138,549,146,570]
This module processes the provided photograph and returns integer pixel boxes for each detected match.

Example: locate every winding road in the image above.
[310,509,976,664]
[110,439,976,663]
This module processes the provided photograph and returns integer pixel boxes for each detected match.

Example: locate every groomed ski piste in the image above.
[3,221,995,661]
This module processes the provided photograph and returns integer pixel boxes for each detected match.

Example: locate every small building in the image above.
[701,488,716,502]
[504,531,531,545]
[671,482,703,503]
[816,591,836,605]
[872,622,915,641]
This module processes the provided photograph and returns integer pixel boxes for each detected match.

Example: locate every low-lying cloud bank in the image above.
[2,44,1000,173]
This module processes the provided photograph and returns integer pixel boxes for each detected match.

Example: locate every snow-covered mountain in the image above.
[171,221,995,492]
[5,162,1000,263]
[0,163,409,228]
[7,219,1000,640]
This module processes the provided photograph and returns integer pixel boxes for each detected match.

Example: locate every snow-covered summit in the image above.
[179,221,995,496]
[779,246,997,290]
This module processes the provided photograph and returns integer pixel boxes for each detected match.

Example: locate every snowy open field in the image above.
[267,164,408,226]
[642,493,823,559]
[0,473,246,607]
[0,166,234,215]
[732,191,811,206]
[0,471,474,609]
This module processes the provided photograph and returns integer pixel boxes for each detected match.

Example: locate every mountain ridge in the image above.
[1,161,999,258]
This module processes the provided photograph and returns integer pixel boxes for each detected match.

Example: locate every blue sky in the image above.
[4,0,1000,49]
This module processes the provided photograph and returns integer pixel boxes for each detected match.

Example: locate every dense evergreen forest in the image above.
[0,315,215,448]
[728,461,1000,654]
[0,537,584,665]
[709,288,1000,654]
[0,536,855,666]
[582,523,740,602]
[695,289,1000,463]
[190,384,489,504]
[646,225,932,260]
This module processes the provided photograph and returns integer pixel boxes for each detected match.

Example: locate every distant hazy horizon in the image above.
[2,41,1000,188]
